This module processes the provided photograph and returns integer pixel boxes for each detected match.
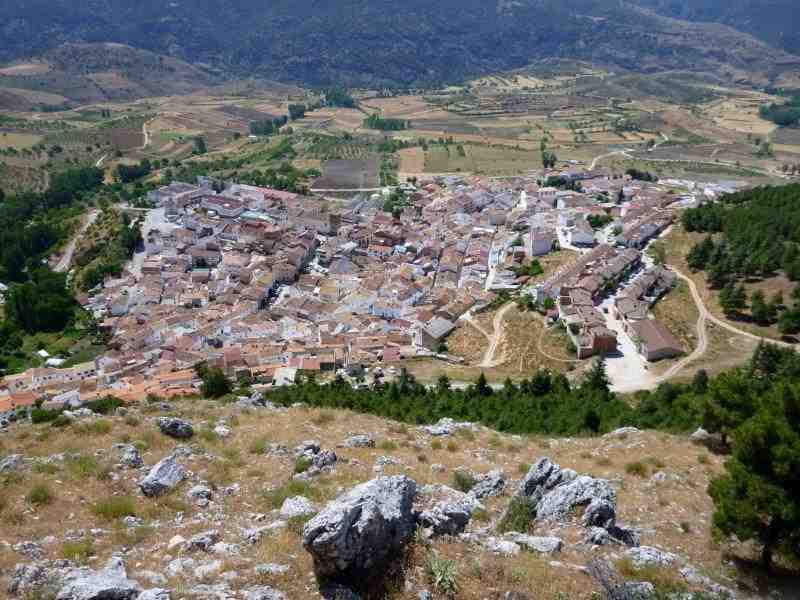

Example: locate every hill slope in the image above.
[0,43,223,105]
[633,0,800,57]
[0,0,798,88]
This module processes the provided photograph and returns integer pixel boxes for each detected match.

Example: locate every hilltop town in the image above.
[0,163,744,417]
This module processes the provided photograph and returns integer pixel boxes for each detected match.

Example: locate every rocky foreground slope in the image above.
[0,395,743,599]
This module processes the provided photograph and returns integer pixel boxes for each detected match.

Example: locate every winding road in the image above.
[54,209,100,273]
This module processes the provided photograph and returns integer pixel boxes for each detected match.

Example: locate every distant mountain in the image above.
[632,0,800,57]
[0,0,798,89]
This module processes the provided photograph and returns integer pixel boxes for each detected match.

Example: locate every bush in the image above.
[30,408,60,424]
[426,554,459,596]
[294,456,312,474]
[92,496,137,521]
[66,455,100,479]
[261,480,320,509]
[248,438,268,455]
[625,461,648,478]
[451,470,477,493]
[497,497,535,533]
[51,414,73,428]
[85,396,123,415]
[379,440,398,451]
[431,440,443,451]
[61,539,94,563]
[26,483,54,506]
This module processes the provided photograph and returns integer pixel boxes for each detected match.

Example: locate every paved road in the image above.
[54,209,100,273]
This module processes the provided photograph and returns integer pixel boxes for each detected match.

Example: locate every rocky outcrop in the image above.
[0,454,24,472]
[501,457,637,546]
[343,435,375,448]
[302,476,417,582]
[56,557,141,600]
[420,418,477,437]
[156,417,194,439]
[504,533,562,554]
[625,546,678,568]
[470,469,506,499]
[280,496,317,520]
[139,455,186,497]
[416,484,481,538]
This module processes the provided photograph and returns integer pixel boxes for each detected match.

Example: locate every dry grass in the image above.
[0,397,739,599]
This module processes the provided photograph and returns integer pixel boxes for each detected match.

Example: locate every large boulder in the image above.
[420,418,476,437]
[0,454,24,472]
[156,417,194,439]
[625,546,678,569]
[504,533,562,554]
[280,496,317,520]
[56,557,141,600]
[302,476,417,581]
[139,455,186,497]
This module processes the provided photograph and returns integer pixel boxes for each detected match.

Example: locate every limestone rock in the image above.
[504,533,562,554]
[56,557,141,600]
[242,586,287,600]
[626,546,678,569]
[279,496,317,520]
[156,417,194,439]
[344,434,375,448]
[139,455,186,497]
[470,469,506,499]
[302,475,417,580]
[114,444,143,469]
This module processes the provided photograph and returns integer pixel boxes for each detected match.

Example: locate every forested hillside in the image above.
[634,0,800,56]
[0,0,797,87]
[683,184,800,332]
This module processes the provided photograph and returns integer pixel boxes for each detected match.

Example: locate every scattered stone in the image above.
[114,444,143,469]
[139,455,186,497]
[0,454,24,472]
[8,562,52,596]
[121,516,143,528]
[138,590,171,600]
[621,582,655,599]
[254,563,290,577]
[420,418,476,437]
[13,541,44,559]
[484,537,521,556]
[279,496,317,520]
[56,556,141,600]
[690,428,711,444]
[188,530,221,553]
[604,427,640,439]
[504,533,562,554]
[344,434,375,448]
[167,535,187,551]
[312,450,337,470]
[156,417,194,439]
[470,469,506,499]
[303,475,418,580]
[165,558,195,578]
[416,484,481,538]
[294,440,321,458]
[136,571,167,586]
[680,566,736,598]
[213,424,231,438]
[187,484,213,507]
[430,464,446,473]
[625,546,678,569]
[242,586,287,600]
[193,560,223,580]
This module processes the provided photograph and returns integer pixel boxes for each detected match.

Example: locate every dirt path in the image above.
[141,120,151,150]
[669,268,794,350]
[479,303,515,368]
[536,320,582,364]
[653,270,710,383]
[94,153,108,168]
[53,209,99,273]
[590,149,631,170]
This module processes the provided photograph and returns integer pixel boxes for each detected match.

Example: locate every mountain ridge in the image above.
[0,0,798,89]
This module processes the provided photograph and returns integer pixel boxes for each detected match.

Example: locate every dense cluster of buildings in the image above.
[1,166,702,413]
